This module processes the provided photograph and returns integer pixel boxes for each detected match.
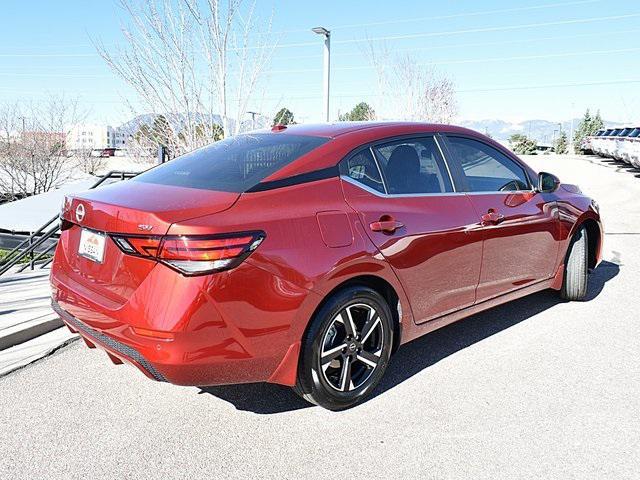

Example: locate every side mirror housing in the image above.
[537,171,560,193]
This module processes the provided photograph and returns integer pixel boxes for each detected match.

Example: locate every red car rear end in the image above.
[52,132,330,385]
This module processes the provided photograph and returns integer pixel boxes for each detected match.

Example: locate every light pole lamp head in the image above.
[311,26,330,37]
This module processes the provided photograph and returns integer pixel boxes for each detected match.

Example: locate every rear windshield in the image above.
[134,134,328,192]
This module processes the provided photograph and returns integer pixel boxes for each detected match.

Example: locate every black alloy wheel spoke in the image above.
[355,349,380,369]
[321,343,347,366]
[360,311,381,344]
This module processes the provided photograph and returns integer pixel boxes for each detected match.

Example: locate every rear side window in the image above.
[373,137,453,194]
[447,136,530,192]
[629,128,640,138]
[340,149,385,193]
[134,134,328,192]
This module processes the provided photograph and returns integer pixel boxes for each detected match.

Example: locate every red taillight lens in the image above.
[159,236,253,261]
[111,236,162,257]
[111,231,265,275]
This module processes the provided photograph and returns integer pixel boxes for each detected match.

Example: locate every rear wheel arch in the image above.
[307,275,403,354]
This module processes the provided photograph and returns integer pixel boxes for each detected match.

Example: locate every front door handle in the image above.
[370,217,404,234]
[481,210,505,226]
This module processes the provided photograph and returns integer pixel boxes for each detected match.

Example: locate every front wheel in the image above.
[560,226,588,301]
[294,286,394,410]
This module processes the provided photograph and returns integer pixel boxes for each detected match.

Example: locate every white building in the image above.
[66,124,129,151]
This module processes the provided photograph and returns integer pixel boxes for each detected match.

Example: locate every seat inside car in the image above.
[386,145,439,194]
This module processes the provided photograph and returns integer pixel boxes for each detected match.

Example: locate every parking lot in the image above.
[1,154,638,479]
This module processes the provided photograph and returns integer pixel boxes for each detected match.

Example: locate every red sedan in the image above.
[51,122,603,410]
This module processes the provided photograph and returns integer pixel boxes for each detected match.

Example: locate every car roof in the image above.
[262,121,479,138]
[258,121,533,183]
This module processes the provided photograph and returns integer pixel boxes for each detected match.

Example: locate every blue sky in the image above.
[1,0,639,125]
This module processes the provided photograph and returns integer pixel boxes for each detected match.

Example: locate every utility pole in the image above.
[312,27,331,122]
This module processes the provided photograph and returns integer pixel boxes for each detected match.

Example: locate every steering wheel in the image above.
[498,180,521,192]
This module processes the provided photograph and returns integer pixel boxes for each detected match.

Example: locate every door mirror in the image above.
[537,171,560,193]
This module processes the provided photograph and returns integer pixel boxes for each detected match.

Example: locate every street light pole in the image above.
[312,27,331,122]
[247,111,259,130]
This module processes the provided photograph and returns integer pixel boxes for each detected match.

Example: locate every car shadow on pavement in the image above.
[199,261,619,414]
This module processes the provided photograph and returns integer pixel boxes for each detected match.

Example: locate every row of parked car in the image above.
[586,126,640,168]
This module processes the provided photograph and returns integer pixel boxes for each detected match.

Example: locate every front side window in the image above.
[372,137,453,194]
[447,136,530,192]
[134,134,328,192]
[340,149,385,193]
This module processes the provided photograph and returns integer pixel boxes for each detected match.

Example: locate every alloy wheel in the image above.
[319,303,385,392]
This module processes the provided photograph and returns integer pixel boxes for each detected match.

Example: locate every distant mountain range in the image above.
[459,119,621,144]
[117,112,270,136]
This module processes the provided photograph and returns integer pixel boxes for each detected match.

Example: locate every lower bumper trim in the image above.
[51,300,167,382]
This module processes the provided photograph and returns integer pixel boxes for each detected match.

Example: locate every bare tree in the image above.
[0,97,85,201]
[77,149,107,175]
[365,42,458,123]
[96,0,275,155]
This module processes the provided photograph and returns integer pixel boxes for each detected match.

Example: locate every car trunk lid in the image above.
[63,180,240,235]
[58,180,239,308]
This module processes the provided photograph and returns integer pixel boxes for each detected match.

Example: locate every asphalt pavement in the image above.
[1,154,638,479]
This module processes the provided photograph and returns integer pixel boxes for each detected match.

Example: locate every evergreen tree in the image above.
[590,110,604,132]
[338,102,376,121]
[554,131,568,154]
[150,115,173,147]
[193,123,224,142]
[509,133,537,155]
[573,109,603,153]
[273,108,295,126]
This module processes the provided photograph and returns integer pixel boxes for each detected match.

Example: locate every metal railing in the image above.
[0,171,140,277]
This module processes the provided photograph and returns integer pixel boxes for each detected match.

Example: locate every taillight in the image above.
[111,231,265,276]
[111,235,162,257]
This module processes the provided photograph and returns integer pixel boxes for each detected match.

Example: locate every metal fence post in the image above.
[29,233,34,270]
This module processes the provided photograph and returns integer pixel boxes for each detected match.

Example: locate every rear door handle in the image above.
[370,218,404,234]
[481,210,505,226]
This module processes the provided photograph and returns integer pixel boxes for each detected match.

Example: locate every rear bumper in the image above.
[50,256,320,387]
[52,301,168,382]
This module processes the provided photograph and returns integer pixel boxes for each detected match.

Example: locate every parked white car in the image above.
[614,127,634,163]
[600,129,618,158]
[627,127,640,168]
[588,129,606,155]
[586,126,640,169]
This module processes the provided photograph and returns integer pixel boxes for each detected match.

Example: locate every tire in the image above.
[294,285,394,411]
[560,226,589,301]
